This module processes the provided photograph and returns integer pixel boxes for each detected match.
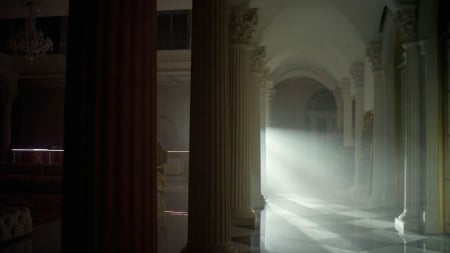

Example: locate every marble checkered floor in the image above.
[159,193,450,253]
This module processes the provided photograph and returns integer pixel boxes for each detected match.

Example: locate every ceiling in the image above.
[250,0,387,90]
[0,0,389,92]
[0,0,69,19]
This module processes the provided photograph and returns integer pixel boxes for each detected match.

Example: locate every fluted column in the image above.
[341,79,354,147]
[394,7,423,233]
[350,62,366,199]
[367,42,387,208]
[63,0,157,252]
[334,88,344,134]
[260,70,268,197]
[265,86,276,127]
[250,46,266,210]
[229,8,258,226]
[182,1,235,252]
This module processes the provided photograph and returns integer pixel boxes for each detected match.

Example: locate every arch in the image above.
[256,0,385,87]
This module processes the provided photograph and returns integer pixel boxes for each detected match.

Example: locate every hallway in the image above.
[159,192,449,253]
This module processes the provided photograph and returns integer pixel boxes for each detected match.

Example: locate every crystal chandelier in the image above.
[6,2,53,61]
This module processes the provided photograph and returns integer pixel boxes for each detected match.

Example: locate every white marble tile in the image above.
[361,245,442,253]
[338,210,381,219]
[354,229,426,244]
[345,219,394,230]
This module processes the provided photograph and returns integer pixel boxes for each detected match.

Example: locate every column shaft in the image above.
[371,70,387,207]
[395,42,423,233]
[183,0,235,252]
[230,45,254,224]
[394,7,424,233]
[343,91,354,147]
[250,71,264,209]
[63,0,157,252]
[352,86,365,198]
[334,89,344,134]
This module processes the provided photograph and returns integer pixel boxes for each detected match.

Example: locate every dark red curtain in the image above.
[63,0,157,252]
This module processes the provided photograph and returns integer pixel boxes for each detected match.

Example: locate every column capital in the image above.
[265,88,276,100]
[394,7,418,44]
[262,68,273,89]
[333,87,343,100]
[351,62,365,88]
[366,42,382,72]
[250,45,266,73]
[230,8,259,45]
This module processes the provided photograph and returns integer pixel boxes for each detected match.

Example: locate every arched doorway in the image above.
[267,77,342,197]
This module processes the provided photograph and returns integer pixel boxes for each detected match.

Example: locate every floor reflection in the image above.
[158,193,450,253]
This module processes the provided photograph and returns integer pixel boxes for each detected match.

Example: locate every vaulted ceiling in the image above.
[250,0,387,90]
[0,0,390,92]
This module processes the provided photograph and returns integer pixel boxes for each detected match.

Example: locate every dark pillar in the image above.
[182,0,236,252]
[62,0,157,252]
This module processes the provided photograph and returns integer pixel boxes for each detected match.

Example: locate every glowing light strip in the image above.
[164,210,189,216]
[167,151,189,153]
[11,149,64,152]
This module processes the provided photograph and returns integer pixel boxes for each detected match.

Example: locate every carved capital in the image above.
[265,88,276,100]
[251,46,266,72]
[395,8,417,44]
[350,62,365,88]
[333,87,343,101]
[229,8,258,45]
[366,42,382,72]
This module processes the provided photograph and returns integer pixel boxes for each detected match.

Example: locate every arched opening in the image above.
[267,77,345,198]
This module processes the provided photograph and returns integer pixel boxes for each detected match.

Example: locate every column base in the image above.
[395,211,422,234]
[181,243,237,253]
[251,195,266,210]
[232,208,256,227]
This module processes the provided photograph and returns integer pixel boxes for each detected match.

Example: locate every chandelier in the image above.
[6,2,53,61]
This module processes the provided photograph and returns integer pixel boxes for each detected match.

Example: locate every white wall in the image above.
[157,85,190,150]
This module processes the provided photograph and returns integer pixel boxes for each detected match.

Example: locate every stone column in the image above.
[367,42,387,208]
[63,0,158,252]
[265,85,276,127]
[250,46,266,210]
[350,62,366,199]
[333,88,344,134]
[263,84,275,196]
[260,73,267,197]
[394,7,423,233]
[182,1,236,252]
[341,79,354,147]
[229,7,258,226]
